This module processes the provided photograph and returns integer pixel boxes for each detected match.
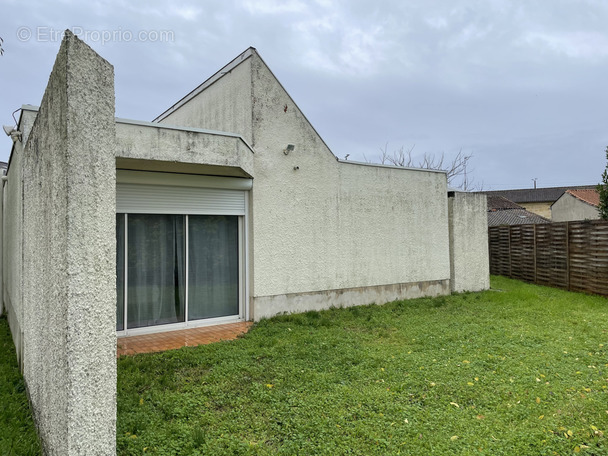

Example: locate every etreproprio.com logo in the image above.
[16,26,175,45]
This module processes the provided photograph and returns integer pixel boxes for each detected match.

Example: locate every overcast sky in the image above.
[1,0,607,190]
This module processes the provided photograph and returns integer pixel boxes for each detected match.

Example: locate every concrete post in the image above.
[448,192,490,293]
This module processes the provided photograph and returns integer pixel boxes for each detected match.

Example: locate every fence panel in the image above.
[489,226,510,276]
[488,220,608,297]
[535,223,568,289]
[509,225,536,283]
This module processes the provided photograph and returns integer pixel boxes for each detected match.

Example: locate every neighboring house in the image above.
[0,161,7,174]
[1,32,489,455]
[551,189,600,222]
[486,195,551,226]
[483,185,596,219]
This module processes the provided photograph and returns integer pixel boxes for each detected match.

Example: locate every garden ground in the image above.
[2,277,607,455]
[117,276,608,455]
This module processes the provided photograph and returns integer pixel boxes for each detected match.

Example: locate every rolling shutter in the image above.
[116,172,249,215]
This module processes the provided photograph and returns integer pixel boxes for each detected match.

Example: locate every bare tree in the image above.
[367,144,481,191]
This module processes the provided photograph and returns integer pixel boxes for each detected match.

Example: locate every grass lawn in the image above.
[4,275,601,455]
[114,276,605,454]
[0,317,41,455]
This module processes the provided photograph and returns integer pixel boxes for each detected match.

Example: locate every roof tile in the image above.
[566,189,600,207]
[483,185,596,204]
[488,209,551,226]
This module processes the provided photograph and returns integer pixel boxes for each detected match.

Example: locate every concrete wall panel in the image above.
[14,31,116,455]
[448,192,490,293]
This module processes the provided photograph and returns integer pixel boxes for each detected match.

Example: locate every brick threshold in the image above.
[117,321,253,357]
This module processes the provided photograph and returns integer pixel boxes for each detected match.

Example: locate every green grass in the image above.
[0,316,41,455]
[113,276,603,454]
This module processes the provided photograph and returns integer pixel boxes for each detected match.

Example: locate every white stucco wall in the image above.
[551,193,600,222]
[3,108,37,366]
[158,51,254,144]
[7,32,117,455]
[155,50,452,319]
[250,56,452,317]
[448,192,490,292]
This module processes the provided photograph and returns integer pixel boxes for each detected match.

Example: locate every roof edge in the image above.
[116,117,255,154]
[336,158,447,175]
[153,47,257,123]
[250,49,339,161]
[564,189,600,208]
[6,105,40,173]
[11,106,256,156]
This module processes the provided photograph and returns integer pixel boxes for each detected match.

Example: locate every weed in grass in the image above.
[192,427,206,448]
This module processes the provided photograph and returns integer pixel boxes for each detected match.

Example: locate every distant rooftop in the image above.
[488,208,551,227]
[483,185,596,204]
[565,189,600,207]
[487,195,523,211]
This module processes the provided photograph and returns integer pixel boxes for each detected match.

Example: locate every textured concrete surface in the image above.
[448,192,490,293]
[155,49,454,319]
[158,52,254,143]
[254,279,450,321]
[11,31,116,455]
[3,107,37,368]
[115,119,255,178]
[551,192,600,222]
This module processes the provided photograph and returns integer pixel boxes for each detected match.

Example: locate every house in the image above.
[483,185,596,219]
[551,189,600,222]
[0,32,489,454]
[486,195,551,226]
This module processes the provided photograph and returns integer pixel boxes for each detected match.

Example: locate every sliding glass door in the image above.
[188,215,239,320]
[116,213,241,333]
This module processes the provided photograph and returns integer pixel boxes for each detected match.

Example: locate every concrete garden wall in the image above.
[448,192,490,293]
[3,31,116,455]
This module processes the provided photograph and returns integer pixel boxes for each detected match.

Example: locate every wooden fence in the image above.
[488,220,608,296]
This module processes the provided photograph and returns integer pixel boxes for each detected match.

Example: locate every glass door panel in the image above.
[116,214,125,331]
[127,214,186,329]
[188,215,239,320]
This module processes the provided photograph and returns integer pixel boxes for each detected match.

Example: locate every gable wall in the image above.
[520,202,552,219]
[248,55,450,306]
[552,193,600,222]
[159,57,253,145]
[157,51,452,319]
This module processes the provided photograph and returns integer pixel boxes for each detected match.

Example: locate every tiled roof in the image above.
[566,189,600,207]
[483,185,596,204]
[0,161,7,170]
[487,195,522,211]
[488,209,551,227]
